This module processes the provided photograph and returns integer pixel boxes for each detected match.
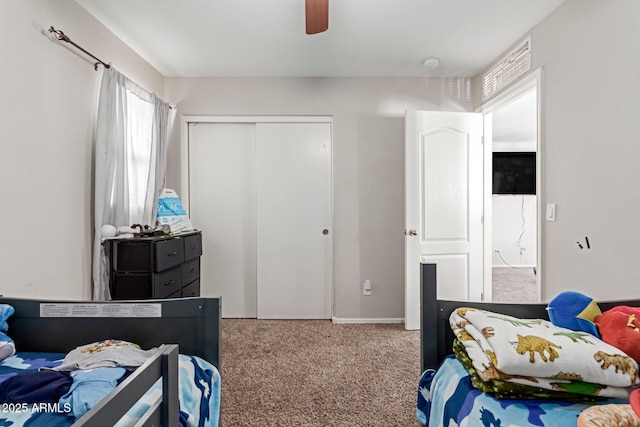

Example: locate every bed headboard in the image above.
[421,263,640,372]
[0,297,222,369]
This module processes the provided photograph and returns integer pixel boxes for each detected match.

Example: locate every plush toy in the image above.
[547,291,601,338]
[596,306,640,363]
[630,388,640,419]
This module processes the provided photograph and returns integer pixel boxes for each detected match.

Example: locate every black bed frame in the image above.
[420,263,640,372]
[0,296,222,427]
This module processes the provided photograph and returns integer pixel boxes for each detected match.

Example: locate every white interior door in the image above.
[256,122,332,319]
[189,123,257,317]
[405,111,484,330]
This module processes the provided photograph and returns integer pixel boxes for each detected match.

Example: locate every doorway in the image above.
[404,69,542,329]
[184,116,333,319]
[480,69,542,303]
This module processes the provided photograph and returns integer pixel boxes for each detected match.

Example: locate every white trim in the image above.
[477,67,544,304]
[332,317,404,324]
[182,115,333,124]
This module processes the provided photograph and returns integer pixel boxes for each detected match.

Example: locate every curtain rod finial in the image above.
[48,26,69,42]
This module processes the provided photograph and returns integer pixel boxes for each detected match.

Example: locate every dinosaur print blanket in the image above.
[450,307,639,398]
[416,356,627,427]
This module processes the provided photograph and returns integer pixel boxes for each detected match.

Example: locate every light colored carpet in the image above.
[221,319,422,426]
[492,267,537,303]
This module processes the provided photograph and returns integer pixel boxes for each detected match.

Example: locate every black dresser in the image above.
[105,231,202,300]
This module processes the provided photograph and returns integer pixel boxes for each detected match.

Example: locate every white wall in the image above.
[8,0,636,314]
[164,77,473,319]
[492,195,537,267]
[0,0,164,299]
[492,0,640,301]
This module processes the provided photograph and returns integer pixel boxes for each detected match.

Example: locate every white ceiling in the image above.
[75,0,564,78]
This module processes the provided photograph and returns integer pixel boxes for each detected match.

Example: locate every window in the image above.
[482,37,531,100]
[124,91,155,225]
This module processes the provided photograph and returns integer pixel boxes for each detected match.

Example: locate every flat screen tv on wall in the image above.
[492,152,536,195]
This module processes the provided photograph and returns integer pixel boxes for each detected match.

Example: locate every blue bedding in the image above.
[416,356,625,427]
[0,352,220,426]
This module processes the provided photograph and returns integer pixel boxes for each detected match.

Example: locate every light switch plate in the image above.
[546,203,556,221]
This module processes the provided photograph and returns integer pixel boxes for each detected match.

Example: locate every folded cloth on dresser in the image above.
[450,307,639,398]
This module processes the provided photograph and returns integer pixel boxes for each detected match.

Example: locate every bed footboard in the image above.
[0,297,221,369]
[73,344,179,427]
[420,263,640,372]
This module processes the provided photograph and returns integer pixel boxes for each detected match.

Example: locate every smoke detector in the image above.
[423,57,441,71]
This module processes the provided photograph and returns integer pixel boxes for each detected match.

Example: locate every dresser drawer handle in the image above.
[188,268,195,274]
[191,245,200,250]
[164,279,174,286]
[167,251,178,257]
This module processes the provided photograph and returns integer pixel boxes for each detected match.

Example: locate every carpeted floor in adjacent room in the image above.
[221,319,422,426]
[492,266,537,303]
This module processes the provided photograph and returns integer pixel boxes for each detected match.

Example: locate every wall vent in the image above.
[482,37,531,100]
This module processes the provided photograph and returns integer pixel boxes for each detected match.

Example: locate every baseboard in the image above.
[492,265,536,269]
[332,317,404,324]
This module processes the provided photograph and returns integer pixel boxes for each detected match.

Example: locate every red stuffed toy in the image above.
[595,306,640,363]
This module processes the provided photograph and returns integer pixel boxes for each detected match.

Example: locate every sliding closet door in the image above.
[188,119,332,319]
[256,122,332,319]
[189,123,257,318]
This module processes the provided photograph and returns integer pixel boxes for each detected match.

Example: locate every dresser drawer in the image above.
[166,290,181,299]
[152,266,182,298]
[181,279,200,298]
[154,238,184,272]
[181,258,200,285]
[183,233,203,261]
[114,242,151,272]
[111,274,151,300]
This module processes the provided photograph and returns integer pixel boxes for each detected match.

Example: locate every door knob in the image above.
[407,229,417,236]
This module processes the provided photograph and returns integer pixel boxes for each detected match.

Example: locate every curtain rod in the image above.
[49,26,110,71]
[48,26,174,109]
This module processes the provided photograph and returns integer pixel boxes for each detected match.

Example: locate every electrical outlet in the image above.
[363,279,372,296]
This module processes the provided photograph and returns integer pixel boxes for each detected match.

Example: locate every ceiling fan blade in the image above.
[305,0,328,34]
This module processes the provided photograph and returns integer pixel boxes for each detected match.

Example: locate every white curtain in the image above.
[92,67,171,301]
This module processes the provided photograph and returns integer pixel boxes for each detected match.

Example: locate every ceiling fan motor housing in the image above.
[305,0,329,34]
